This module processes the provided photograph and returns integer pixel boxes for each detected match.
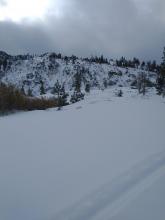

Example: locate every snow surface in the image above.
[0,88,165,220]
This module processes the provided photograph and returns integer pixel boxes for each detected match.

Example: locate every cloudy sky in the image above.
[0,0,164,61]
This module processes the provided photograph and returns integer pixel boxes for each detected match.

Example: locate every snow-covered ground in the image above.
[0,88,165,220]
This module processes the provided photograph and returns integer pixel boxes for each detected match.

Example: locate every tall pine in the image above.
[52,81,68,109]
[70,72,84,103]
[157,47,165,95]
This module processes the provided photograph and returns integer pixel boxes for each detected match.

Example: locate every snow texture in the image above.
[0,88,165,220]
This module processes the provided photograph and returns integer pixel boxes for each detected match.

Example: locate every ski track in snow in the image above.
[52,151,165,220]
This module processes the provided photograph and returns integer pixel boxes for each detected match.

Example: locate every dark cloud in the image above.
[0,0,164,62]
[0,21,53,54]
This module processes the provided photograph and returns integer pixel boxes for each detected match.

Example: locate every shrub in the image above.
[0,83,58,114]
[116,89,123,97]
[70,91,85,103]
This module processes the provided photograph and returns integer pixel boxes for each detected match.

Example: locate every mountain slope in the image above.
[0,51,157,96]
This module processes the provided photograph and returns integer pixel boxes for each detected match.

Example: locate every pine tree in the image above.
[28,87,32,97]
[85,83,91,93]
[103,78,108,89]
[117,89,123,97]
[74,72,81,93]
[40,80,45,95]
[141,61,145,70]
[52,80,61,96]
[70,71,85,103]
[151,60,157,71]
[52,81,68,109]
[156,47,165,95]
[21,85,25,95]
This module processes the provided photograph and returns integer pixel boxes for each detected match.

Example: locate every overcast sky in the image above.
[0,0,164,62]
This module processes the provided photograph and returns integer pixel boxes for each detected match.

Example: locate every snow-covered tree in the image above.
[52,81,68,109]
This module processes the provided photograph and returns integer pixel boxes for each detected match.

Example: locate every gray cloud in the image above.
[0,21,53,54]
[0,0,164,62]
[0,0,6,6]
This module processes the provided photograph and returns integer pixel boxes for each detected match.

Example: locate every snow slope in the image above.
[0,51,156,96]
[0,89,165,220]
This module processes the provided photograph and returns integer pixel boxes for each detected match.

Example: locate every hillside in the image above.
[0,51,164,220]
[0,51,157,97]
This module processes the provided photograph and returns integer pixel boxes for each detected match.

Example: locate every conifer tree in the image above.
[85,83,91,93]
[52,81,68,109]
[70,71,85,103]
[156,47,165,95]
[28,87,32,97]
[141,61,145,70]
[117,89,123,97]
[21,85,25,95]
[74,72,81,93]
[40,80,45,95]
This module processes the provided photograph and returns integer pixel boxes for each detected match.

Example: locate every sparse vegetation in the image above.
[0,83,58,114]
